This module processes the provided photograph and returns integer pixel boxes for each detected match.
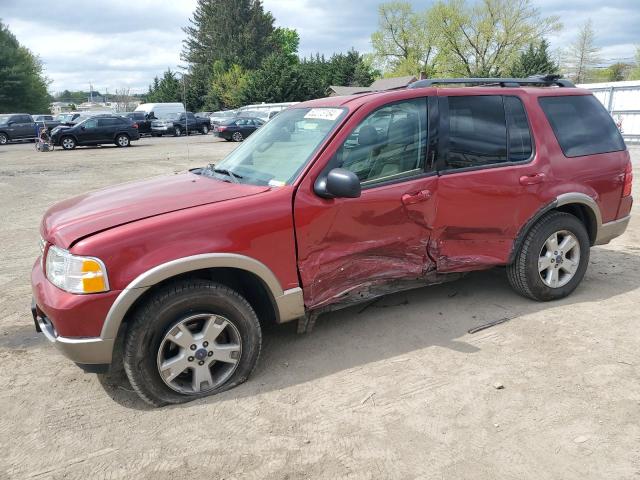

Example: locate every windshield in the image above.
[209,107,347,186]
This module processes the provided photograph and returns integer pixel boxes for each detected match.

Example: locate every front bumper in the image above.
[31,259,119,366]
[31,300,113,368]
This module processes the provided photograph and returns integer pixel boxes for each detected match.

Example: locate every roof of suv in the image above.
[296,76,592,111]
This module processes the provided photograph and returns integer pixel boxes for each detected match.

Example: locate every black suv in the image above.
[50,115,141,150]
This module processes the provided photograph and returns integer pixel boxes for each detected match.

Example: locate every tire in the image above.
[174,126,182,137]
[232,131,243,142]
[507,211,590,301]
[201,125,209,135]
[61,136,76,150]
[115,134,130,147]
[123,280,262,407]
[0,133,8,145]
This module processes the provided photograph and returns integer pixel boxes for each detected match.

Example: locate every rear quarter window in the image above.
[539,95,626,157]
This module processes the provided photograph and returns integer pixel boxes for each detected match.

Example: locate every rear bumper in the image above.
[595,215,631,245]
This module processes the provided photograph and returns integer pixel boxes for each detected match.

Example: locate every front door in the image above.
[294,97,438,310]
[78,118,101,144]
[432,93,544,272]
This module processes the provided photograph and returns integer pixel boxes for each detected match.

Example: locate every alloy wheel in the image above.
[117,135,129,147]
[538,230,580,288]
[232,132,243,142]
[62,137,75,149]
[156,313,242,394]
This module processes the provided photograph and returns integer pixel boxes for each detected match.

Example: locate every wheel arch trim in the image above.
[509,192,603,264]
[100,253,304,341]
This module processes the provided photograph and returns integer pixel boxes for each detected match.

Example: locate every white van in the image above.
[236,102,298,121]
[135,103,185,120]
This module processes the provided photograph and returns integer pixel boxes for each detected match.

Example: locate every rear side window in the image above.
[505,97,533,162]
[446,96,508,169]
[539,95,626,157]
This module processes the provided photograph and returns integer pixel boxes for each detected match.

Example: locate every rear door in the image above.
[432,93,542,271]
[293,97,438,310]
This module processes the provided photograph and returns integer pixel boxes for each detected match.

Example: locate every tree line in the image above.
[2,0,640,114]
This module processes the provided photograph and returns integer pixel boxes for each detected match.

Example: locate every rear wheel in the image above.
[232,131,243,142]
[201,125,209,135]
[0,133,8,145]
[123,280,262,407]
[61,136,76,150]
[507,212,590,301]
[115,134,130,147]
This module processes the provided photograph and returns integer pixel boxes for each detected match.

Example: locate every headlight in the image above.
[45,245,109,294]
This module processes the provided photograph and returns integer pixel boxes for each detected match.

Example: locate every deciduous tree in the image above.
[563,19,600,83]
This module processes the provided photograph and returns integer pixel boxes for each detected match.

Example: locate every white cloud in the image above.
[2,0,638,93]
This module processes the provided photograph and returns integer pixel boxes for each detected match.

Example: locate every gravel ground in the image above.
[1,135,638,480]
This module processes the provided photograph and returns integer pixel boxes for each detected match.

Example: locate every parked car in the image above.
[54,112,83,124]
[0,114,39,144]
[50,114,140,149]
[31,76,632,406]
[135,103,185,121]
[151,111,210,136]
[209,110,237,127]
[33,115,54,122]
[122,111,152,135]
[213,117,264,141]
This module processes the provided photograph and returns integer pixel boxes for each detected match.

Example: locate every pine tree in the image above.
[0,22,51,113]
[508,39,559,78]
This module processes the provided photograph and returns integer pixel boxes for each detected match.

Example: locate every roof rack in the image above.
[408,75,575,89]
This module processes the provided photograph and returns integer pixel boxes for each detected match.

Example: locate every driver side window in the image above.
[334,98,428,187]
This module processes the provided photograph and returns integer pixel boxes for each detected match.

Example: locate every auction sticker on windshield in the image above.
[304,108,343,121]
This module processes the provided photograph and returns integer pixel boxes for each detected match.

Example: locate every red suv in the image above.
[31,76,633,406]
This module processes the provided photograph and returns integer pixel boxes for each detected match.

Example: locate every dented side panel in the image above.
[294,176,438,310]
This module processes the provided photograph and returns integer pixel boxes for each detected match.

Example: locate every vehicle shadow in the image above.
[98,246,640,410]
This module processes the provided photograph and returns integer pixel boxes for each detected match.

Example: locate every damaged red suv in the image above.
[32,76,633,406]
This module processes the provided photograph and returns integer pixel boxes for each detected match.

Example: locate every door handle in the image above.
[519,173,546,186]
[402,189,432,206]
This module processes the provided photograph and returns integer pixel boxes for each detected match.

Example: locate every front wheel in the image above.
[0,133,8,145]
[115,134,130,147]
[123,280,262,407]
[507,212,590,301]
[61,136,76,150]
[201,125,209,135]
[174,126,182,137]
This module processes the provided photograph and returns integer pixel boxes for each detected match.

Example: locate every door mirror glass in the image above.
[315,168,361,199]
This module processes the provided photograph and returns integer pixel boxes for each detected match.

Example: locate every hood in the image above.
[42,172,270,248]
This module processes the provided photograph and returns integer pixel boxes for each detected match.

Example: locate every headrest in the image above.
[358,125,379,146]
[387,118,414,145]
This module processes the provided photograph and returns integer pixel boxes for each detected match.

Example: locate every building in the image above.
[50,101,74,114]
[578,80,640,143]
[328,75,419,97]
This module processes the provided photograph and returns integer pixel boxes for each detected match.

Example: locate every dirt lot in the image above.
[1,135,639,479]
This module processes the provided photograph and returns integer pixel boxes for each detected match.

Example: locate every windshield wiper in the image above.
[212,166,243,183]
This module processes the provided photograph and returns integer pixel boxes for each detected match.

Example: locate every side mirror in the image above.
[314,168,361,199]
[80,126,86,130]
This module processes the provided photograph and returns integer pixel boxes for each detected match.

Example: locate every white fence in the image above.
[578,80,640,143]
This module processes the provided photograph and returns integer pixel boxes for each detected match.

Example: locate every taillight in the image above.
[623,161,633,197]
[132,123,139,129]
[217,126,227,131]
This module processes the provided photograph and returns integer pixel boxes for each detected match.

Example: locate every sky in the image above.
[2,0,638,95]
